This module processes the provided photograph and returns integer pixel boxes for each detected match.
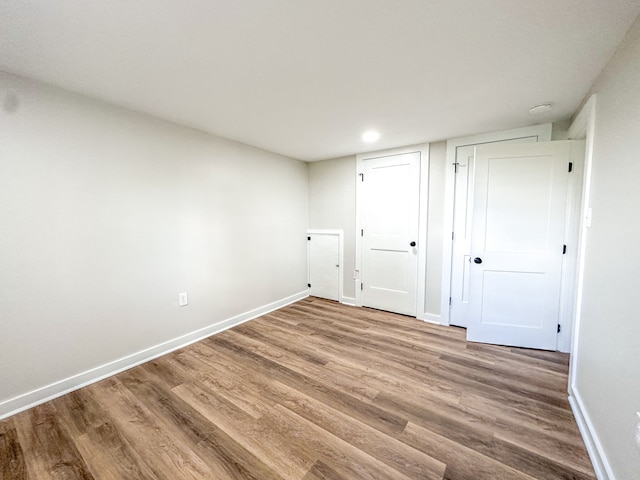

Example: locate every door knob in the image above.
[473,257,483,264]
[410,241,416,247]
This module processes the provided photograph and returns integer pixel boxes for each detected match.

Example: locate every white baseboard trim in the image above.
[569,388,615,480]
[341,296,356,306]
[418,312,442,325]
[0,290,308,421]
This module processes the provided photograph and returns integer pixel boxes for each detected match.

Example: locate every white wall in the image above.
[0,72,309,411]
[552,119,572,140]
[423,141,446,317]
[572,15,640,479]
[308,156,356,301]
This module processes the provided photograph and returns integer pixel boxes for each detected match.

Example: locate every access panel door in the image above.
[308,232,340,301]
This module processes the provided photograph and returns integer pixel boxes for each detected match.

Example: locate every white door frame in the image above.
[440,124,553,325]
[565,94,612,480]
[307,229,344,303]
[567,95,597,387]
[355,144,429,318]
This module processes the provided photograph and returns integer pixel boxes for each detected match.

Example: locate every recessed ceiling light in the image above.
[362,130,380,143]
[529,103,552,115]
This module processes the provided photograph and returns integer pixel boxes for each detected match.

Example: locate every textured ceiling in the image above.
[1,0,639,161]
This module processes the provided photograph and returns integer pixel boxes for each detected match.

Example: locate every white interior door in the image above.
[361,152,420,316]
[450,135,544,327]
[308,233,340,301]
[466,141,571,350]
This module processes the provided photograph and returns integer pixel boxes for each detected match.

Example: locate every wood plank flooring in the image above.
[0,297,596,479]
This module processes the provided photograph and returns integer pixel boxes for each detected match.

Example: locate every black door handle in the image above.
[410,241,416,247]
[473,257,483,264]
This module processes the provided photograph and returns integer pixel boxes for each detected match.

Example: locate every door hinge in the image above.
[307,236,311,241]
[361,229,364,237]
[562,244,567,254]
[449,297,452,306]
[557,324,561,333]
[452,231,455,241]
[568,162,573,173]
[361,283,364,291]
[453,162,460,173]
[359,173,364,182]
[308,283,311,288]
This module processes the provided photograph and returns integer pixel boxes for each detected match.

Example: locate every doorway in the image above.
[355,145,429,317]
[443,126,585,351]
[446,125,552,328]
[465,141,576,350]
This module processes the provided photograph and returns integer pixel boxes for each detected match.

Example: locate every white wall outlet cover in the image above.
[178,292,188,307]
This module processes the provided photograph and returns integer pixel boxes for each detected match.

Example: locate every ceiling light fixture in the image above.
[362,130,380,143]
[528,103,552,115]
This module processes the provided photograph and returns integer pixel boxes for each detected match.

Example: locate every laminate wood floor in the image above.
[1,297,596,480]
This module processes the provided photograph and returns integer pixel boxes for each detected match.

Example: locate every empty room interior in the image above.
[1,1,640,479]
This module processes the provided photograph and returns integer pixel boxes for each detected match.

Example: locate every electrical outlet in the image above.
[178,292,188,307]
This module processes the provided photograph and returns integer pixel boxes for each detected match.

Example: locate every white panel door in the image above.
[450,135,543,327]
[362,152,420,316]
[467,141,571,350]
[308,233,340,301]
